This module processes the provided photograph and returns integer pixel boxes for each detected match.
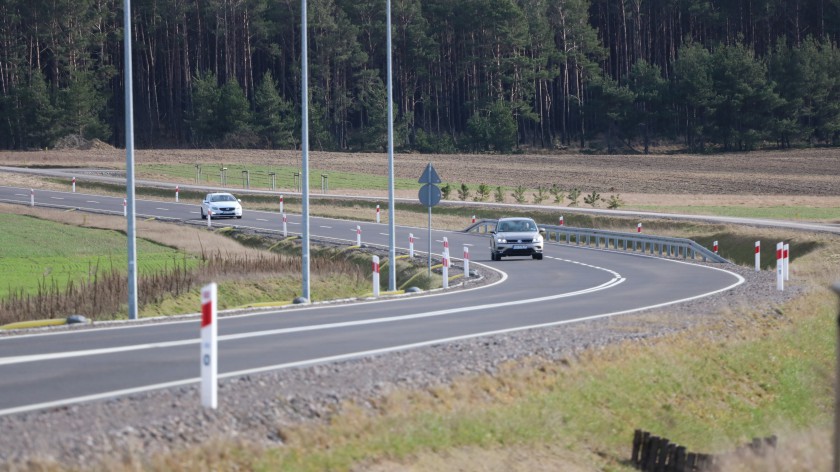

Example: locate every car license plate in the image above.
[513,245,527,249]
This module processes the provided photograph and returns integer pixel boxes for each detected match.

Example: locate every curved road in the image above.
[0,186,743,416]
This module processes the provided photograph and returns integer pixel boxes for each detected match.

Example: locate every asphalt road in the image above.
[0,186,744,416]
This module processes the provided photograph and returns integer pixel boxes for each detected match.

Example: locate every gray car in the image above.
[490,217,545,260]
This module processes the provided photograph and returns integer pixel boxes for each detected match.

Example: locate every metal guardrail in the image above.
[465,219,730,264]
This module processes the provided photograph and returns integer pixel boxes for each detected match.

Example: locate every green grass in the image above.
[138,163,424,192]
[633,204,840,221]
[0,214,198,298]
[252,293,835,471]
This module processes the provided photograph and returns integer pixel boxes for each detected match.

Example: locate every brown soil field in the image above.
[1,148,839,207]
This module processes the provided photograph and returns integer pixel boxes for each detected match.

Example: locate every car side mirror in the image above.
[237,199,242,202]
[490,230,496,234]
[539,228,546,234]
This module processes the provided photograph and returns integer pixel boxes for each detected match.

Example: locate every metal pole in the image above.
[124,0,138,320]
[300,0,310,302]
[386,0,396,292]
[427,190,432,277]
[833,282,840,472]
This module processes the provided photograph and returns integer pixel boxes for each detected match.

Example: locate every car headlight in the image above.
[534,234,543,243]
[496,237,507,243]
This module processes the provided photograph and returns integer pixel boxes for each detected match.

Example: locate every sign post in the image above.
[200,282,218,409]
[418,163,442,277]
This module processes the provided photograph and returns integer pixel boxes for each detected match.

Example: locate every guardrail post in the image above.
[195,164,201,183]
[321,174,329,193]
[269,172,276,190]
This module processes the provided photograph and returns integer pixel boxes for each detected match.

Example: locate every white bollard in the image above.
[559,216,564,226]
[463,246,470,278]
[755,241,761,272]
[123,197,127,217]
[200,282,218,409]
[372,255,380,298]
[442,252,449,289]
[409,233,415,258]
[637,222,642,233]
[207,209,212,228]
[713,240,719,254]
[175,185,180,202]
[376,204,381,223]
[279,194,284,214]
[356,225,362,246]
[30,189,34,207]
[776,242,784,291]
[282,213,288,237]
[72,176,76,193]
[784,243,790,281]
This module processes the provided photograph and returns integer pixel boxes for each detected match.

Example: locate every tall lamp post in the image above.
[300,0,311,302]
[386,0,396,292]
[123,0,138,320]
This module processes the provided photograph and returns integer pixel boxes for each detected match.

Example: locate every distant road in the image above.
[1,165,837,234]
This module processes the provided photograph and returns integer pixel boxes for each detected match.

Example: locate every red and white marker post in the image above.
[409,233,415,258]
[372,255,380,298]
[123,197,127,217]
[776,242,784,291]
[713,240,719,254]
[279,194,284,214]
[784,243,790,281]
[637,222,642,233]
[558,216,564,226]
[30,189,34,207]
[463,245,470,278]
[200,282,218,409]
[175,185,180,202]
[282,213,288,237]
[71,176,76,193]
[442,237,449,288]
[754,241,761,272]
[356,225,362,246]
[471,215,476,224]
[375,204,381,223]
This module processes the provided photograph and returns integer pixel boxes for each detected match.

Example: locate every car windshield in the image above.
[498,220,536,232]
[210,194,235,202]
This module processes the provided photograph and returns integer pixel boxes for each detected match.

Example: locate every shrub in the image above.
[457,183,471,201]
[567,188,581,206]
[549,184,565,204]
[511,185,527,204]
[532,186,548,204]
[583,190,603,207]
[494,186,505,203]
[607,194,624,209]
[440,183,452,200]
[474,183,491,202]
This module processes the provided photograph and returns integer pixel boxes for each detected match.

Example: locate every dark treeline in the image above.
[1,0,838,153]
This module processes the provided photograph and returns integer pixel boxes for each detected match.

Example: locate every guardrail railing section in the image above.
[465,220,729,264]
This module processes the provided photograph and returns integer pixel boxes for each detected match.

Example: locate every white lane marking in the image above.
[13,193,25,197]
[155,207,169,211]
[0,274,623,368]
[256,218,268,222]
[0,267,747,419]
[320,226,332,229]
[49,197,64,200]
[86,200,99,203]
[288,222,300,225]
[379,233,389,236]
[189,211,199,214]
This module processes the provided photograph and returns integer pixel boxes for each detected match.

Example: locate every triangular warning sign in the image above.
[418,163,441,184]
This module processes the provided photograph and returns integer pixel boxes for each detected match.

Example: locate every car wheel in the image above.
[236,216,242,219]
[533,253,543,260]
[200,209,206,220]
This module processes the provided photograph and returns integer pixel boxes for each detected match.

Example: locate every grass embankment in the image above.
[0,213,197,299]
[634,204,840,222]
[0,204,441,325]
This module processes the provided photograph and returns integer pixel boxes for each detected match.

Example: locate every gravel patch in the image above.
[0,258,801,469]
